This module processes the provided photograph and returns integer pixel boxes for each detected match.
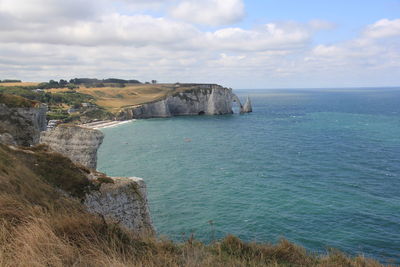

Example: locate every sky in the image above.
[0,0,399,88]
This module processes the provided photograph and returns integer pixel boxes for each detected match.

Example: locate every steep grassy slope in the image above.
[0,144,385,266]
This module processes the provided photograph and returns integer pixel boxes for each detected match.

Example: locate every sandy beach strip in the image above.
[81,120,135,129]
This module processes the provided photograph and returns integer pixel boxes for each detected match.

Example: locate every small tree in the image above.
[151,80,157,84]
[59,79,68,87]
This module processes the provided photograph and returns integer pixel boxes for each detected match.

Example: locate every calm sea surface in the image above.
[97,88,400,263]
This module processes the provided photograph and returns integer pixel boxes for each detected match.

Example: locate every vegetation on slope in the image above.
[0,93,39,108]
[0,85,113,123]
[0,144,384,266]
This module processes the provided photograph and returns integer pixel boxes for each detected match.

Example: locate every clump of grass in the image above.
[96,176,115,184]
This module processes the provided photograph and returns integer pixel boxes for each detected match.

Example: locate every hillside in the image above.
[0,143,384,266]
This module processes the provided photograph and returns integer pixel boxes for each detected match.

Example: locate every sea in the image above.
[97,88,400,264]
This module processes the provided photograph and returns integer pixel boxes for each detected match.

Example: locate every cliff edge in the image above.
[117,84,247,119]
[0,94,47,146]
[39,124,153,233]
[40,125,104,169]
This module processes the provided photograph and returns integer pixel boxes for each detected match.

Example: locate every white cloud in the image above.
[207,22,311,51]
[0,0,398,88]
[363,18,400,39]
[110,0,175,11]
[0,14,199,47]
[170,0,245,26]
[0,0,102,22]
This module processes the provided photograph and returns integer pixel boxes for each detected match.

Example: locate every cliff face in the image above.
[39,124,154,233]
[117,85,243,119]
[0,104,47,146]
[85,177,153,234]
[40,125,104,169]
[0,143,154,236]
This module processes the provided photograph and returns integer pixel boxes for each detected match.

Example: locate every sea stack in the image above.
[241,96,252,113]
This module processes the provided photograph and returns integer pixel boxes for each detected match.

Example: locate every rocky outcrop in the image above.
[84,177,153,234]
[117,84,244,119]
[39,124,154,234]
[40,125,104,169]
[241,96,252,113]
[0,104,47,146]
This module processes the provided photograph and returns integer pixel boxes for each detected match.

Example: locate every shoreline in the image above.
[81,119,135,130]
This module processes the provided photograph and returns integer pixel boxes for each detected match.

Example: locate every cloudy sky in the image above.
[0,0,399,88]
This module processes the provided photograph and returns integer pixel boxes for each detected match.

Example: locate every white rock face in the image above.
[40,125,154,234]
[242,96,252,113]
[40,125,104,169]
[0,104,47,146]
[118,85,243,119]
[84,177,153,234]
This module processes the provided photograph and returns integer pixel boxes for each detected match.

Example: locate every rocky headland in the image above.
[116,84,251,120]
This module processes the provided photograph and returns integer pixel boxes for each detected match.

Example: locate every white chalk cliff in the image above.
[117,84,248,119]
[39,124,154,234]
[0,104,47,146]
[84,177,153,234]
[40,125,104,169]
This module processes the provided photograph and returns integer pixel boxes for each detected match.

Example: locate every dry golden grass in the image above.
[0,82,39,87]
[0,144,389,267]
[45,88,71,93]
[76,83,212,112]
[75,84,177,112]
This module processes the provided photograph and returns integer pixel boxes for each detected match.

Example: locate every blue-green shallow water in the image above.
[97,88,400,263]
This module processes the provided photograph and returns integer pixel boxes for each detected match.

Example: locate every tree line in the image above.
[0,79,21,83]
[37,78,142,89]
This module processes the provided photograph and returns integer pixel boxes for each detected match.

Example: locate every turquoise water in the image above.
[97,88,400,263]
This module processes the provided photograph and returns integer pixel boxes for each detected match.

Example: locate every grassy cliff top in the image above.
[1,81,223,113]
[0,143,384,266]
[0,93,40,108]
[46,83,220,113]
